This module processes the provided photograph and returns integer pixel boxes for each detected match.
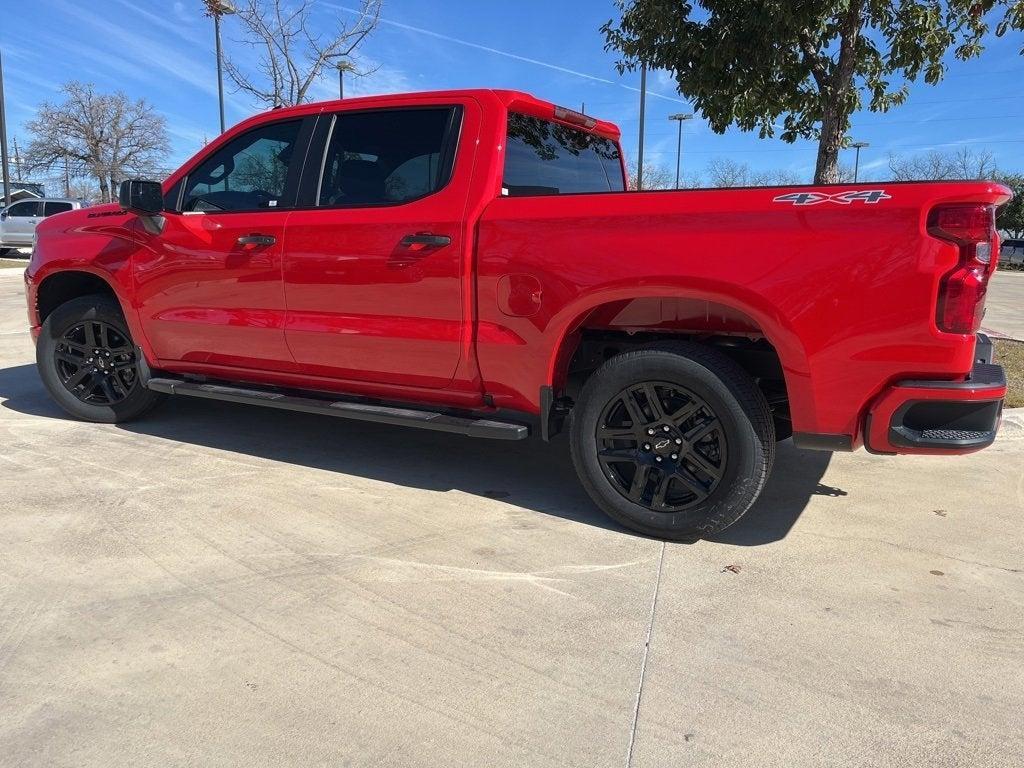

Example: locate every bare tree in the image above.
[706,157,750,188]
[25,83,169,203]
[223,0,382,108]
[888,147,997,181]
[949,147,998,179]
[751,168,804,186]
[706,158,813,188]
[627,161,676,190]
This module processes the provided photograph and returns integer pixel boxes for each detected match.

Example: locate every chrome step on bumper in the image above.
[145,378,529,440]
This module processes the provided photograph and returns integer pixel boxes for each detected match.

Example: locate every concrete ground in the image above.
[985,269,1024,341]
[0,267,1022,768]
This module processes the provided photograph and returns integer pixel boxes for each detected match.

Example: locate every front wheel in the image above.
[36,294,164,423]
[570,342,775,541]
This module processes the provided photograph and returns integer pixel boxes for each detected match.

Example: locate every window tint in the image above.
[503,113,625,196]
[7,201,42,217]
[44,202,74,216]
[318,108,458,206]
[163,178,184,212]
[182,120,302,212]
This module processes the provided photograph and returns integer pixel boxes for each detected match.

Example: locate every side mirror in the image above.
[0,210,7,221]
[119,179,163,215]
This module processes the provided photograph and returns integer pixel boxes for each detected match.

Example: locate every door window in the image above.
[503,113,625,196]
[317,108,459,206]
[6,201,42,217]
[44,202,74,216]
[182,119,302,212]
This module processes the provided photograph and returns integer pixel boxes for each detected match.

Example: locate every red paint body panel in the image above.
[133,210,294,370]
[24,88,1012,454]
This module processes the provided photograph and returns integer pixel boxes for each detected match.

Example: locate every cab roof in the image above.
[250,88,622,141]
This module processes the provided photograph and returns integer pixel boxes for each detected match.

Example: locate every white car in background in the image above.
[0,199,86,254]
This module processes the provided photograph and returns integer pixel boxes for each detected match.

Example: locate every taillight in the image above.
[928,204,997,334]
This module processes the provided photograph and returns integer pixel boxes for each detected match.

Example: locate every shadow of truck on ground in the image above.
[0,362,841,545]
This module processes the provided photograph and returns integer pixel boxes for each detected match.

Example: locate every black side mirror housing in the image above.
[119,179,163,215]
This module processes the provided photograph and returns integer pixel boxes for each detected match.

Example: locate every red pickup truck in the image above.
[24,89,1010,540]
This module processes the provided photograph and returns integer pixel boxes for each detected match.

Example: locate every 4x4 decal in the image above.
[773,190,892,206]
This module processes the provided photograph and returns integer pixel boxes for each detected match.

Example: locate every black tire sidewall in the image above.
[571,348,769,540]
[36,295,161,423]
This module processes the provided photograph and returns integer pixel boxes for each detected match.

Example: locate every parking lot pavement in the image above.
[985,269,1024,341]
[1,266,1022,768]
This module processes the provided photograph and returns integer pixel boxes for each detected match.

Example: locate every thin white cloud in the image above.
[110,0,201,41]
[55,0,220,98]
[322,2,687,104]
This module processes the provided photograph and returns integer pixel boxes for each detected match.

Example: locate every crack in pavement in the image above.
[626,541,666,768]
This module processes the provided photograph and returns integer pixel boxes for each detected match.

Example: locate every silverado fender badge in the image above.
[773,190,892,205]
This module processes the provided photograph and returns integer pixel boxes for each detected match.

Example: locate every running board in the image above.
[146,378,529,440]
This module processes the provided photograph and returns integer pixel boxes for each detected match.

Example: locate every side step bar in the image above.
[146,378,529,441]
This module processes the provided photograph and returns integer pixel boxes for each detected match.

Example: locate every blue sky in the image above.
[2,0,1023,184]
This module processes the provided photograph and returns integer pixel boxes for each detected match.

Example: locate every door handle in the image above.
[237,234,276,246]
[400,233,451,248]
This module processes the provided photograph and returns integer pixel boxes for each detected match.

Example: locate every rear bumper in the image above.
[865,335,1006,455]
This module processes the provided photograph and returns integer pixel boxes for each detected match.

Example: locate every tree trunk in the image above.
[98,176,109,204]
[813,0,864,185]
[814,107,844,184]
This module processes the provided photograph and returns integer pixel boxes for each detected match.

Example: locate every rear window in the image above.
[503,113,625,196]
[44,202,73,216]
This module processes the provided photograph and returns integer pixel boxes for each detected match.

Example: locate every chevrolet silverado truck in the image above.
[24,89,1010,540]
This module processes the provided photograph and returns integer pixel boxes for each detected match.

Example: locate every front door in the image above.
[1,200,42,246]
[282,102,479,389]
[134,117,311,371]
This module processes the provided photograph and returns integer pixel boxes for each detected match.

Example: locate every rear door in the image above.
[282,100,479,388]
[43,201,75,218]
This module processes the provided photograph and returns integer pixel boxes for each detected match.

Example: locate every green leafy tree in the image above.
[603,1,1023,185]
[997,174,1024,239]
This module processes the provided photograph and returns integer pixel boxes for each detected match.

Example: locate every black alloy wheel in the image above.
[569,341,774,541]
[596,381,727,512]
[54,319,139,405]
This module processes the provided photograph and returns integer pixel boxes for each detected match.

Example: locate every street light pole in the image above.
[0,49,11,208]
[636,63,647,190]
[215,13,226,133]
[204,1,236,134]
[669,113,693,189]
[850,141,869,183]
[326,57,356,100]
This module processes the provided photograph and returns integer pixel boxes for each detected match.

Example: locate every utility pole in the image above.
[204,1,236,134]
[12,135,21,181]
[0,49,11,208]
[64,156,70,197]
[669,113,693,189]
[636,63,647,191]
[850,141,869,183]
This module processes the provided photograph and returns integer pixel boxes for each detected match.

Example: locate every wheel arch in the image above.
[542,285,815,436]
[35,269,122,324]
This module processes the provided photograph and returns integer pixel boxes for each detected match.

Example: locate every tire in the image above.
[36,293,164,423]
[570,341,774,541]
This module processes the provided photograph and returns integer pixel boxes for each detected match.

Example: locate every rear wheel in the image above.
[570,342,774,540]
[36,294,164,423]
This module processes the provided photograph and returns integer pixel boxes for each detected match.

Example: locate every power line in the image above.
[641,138,1024,156]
